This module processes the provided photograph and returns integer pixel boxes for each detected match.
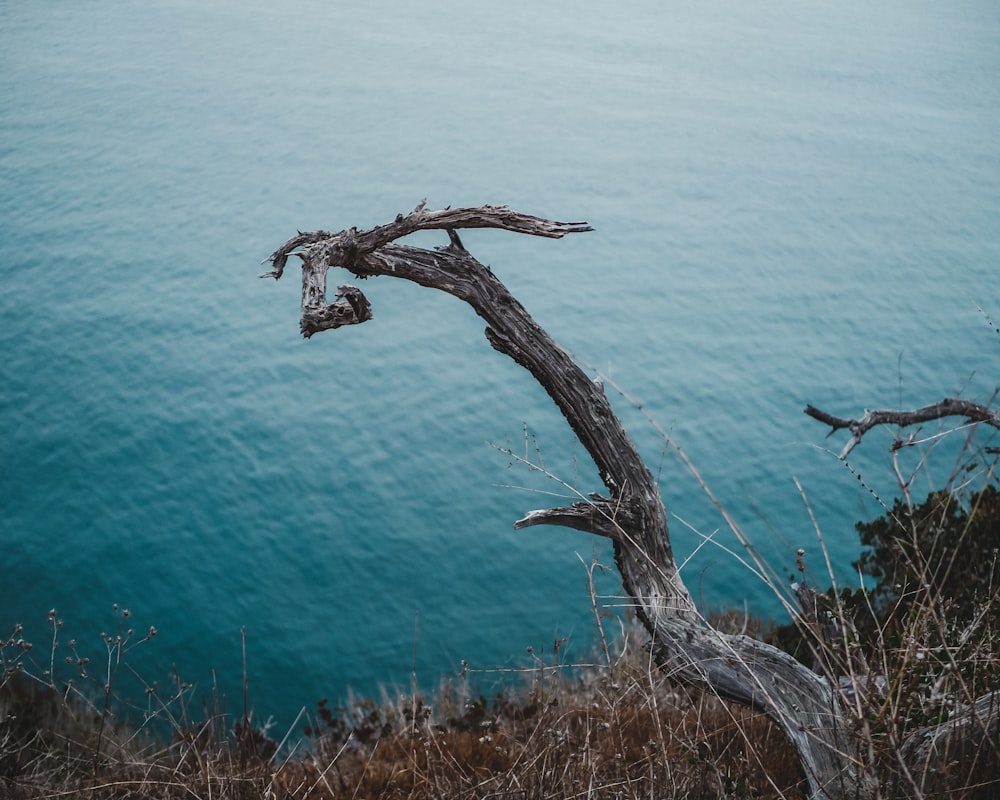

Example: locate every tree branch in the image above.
[514,495,625,541]
[261,201,592,281]
[804,399,1000,459]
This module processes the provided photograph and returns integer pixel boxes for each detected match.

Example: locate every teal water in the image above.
[2,0,999,728]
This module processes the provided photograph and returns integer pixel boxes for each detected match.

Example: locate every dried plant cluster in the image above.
[772,463,1000,799]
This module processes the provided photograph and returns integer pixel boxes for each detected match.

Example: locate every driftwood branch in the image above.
[805,399,1000,459]
[265,203,874,799]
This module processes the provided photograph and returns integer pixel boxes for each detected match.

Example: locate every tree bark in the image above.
[264,202,873,799]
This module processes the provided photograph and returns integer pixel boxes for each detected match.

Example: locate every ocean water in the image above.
[2,0,998,728]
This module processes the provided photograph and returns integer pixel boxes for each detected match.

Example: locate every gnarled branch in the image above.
[805,399,1000,459]
[262,200,592,281]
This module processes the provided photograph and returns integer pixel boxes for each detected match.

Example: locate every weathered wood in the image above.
[264,203,873,799]
[897,690,1000,795]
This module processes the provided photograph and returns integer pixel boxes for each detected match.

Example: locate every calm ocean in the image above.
[2,0,998,728]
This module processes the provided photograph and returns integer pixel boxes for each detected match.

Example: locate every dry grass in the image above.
[2,577,997,800]
[1,623,804,800]
[286,641,804,800]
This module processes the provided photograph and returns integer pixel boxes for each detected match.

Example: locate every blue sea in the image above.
[2,0,998,730]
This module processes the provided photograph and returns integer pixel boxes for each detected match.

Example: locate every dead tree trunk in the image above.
[263,202,871,800]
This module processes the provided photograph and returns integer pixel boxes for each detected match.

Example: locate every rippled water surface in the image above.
[2,0,999,724]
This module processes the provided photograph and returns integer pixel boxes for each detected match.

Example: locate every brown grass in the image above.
[1,626,804,800]
[282,652,804,800]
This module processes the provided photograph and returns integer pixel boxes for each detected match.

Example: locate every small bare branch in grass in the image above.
[805,398,1000,459]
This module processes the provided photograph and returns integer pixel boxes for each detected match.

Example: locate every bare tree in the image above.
[262,202,995,799]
